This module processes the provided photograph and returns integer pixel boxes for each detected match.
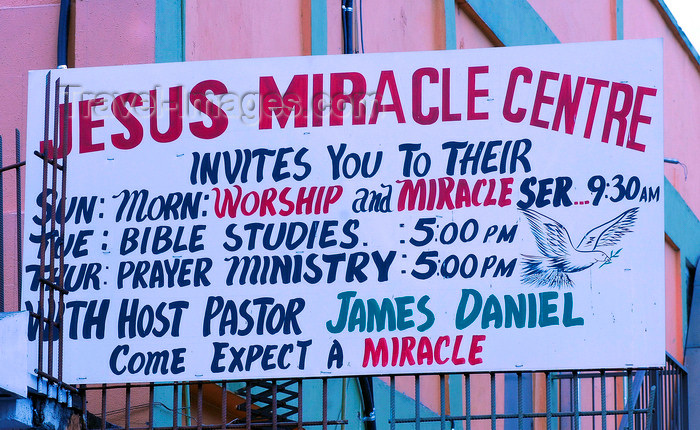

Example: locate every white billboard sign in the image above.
[24,40,664,383]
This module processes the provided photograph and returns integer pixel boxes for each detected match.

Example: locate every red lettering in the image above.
[503,67,532,123]
[260,188,278,216]
[399,336,416,366]
[396,179,427,211]
[323,186,343,213]
[436,177,455,210]
[583,78,609,139]
[468,66,489,120]
[602,82,634,146]
[363,338,389,367]
[483,178,497,206]
[442,68,462,121]
[498,177,514,206]
[330,72,366,126]
[417,337,434,365]
[259,75,309,129]
[241,192,260,216]
[369,70,405,124]
[111,92,144,150]
[455,179,471,208]
[468,334,486,365]
[627,86,656,152]
[79,98,105,153]
[451,335,466,365]
[552,75,585,134]
[278,187,294,216]
[530,70,559,128]
[435,336,450,364]
[213,186,242,219]
[150,86,183,143]
[472,179,486,206]
[412,67,439,125]
[189,80,229,139]
[312,74,324,127]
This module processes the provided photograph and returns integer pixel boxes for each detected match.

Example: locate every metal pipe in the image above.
[57,0,71,68]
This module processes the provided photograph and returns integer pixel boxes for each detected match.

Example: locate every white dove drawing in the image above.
[520,207,639,288]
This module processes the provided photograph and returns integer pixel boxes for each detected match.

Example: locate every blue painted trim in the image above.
[155,0,185,62]
[465,0,559,46]
[616,0,624,40]
[448,374,463,418]
[664,177,700,346]
[311,0,328,55]
[654,0,700,69]
[444,0,457,50]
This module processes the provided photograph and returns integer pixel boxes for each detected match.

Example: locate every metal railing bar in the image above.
[101,384,107,430]
[415,374,420,430]
[0,135,4,313]
[197,382,203,430]
[546,372,553,430]
[322,377,328,430]
[601,371,607,430]
[47,76,60,379]
[390,407,655,422]
[440,374,446,430]
[389,375,395,430]
[297,380,302,430]
[16,129,23,310]
[574,370,580,430]
[37,71,51,383]
[490,372,496,430]
[517,372,523,430]
[34,370,78,394]
[32,150,66,170]
[0,160,26,174]
[465,374,471,430]
[58,85,68,384]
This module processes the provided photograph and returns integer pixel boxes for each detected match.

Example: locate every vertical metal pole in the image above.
[592,373,597,430]
[546,372,553,430]
[38,71,51,379]
[517,373,523,430]
[390,376,396,430]
[465,374,471,430]
[573,371,580,430]
[47,77,60,379]
[627,369,633,430]
[297,380,303,430]
[125,383,132,430]
[57,86,69,383]
[415,375,421,430]
[173,383,180,429]
[681,363,689,429]
[644,386,656,430]
[101,384,107,430]
[601,371,607,430]
[440,374,446,430]
[221,381,227,429]
[664,365,669,429]
[15,128,22,311]
[197,382,203,430]
[322,378,328,430]
[245,382,252,430]
[490,373,497,430]
[149,384,155,430]
[0,134,5,312]
[272,380,278,430]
